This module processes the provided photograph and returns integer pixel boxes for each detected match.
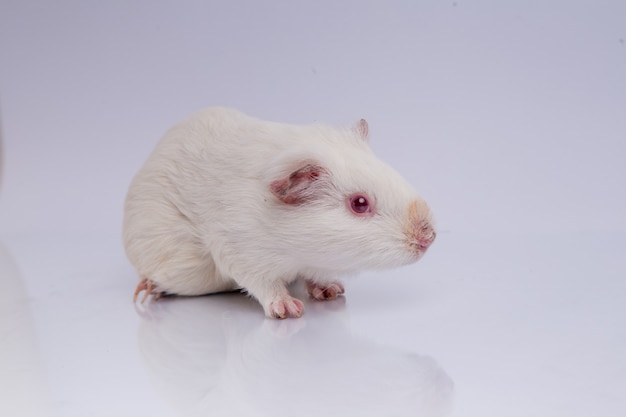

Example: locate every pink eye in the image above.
[349,195,371,215]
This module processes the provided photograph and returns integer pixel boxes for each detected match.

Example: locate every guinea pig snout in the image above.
[406,222,436,255]
[416,224,436,250]
[406,200,436,255]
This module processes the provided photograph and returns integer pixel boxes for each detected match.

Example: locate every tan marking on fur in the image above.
[407,199,431,228]
[405,199,435,254]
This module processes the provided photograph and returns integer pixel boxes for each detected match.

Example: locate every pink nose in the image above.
[417,225,436,251]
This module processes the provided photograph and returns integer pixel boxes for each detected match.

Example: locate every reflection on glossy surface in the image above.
[137,288,454,417]
[0,242,51,416]
[1,233,625,416]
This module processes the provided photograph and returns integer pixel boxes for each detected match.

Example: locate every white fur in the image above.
[123,107,435,317]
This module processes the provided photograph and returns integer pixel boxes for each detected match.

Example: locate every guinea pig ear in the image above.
[270,163,328,205]
[354,118,369,143]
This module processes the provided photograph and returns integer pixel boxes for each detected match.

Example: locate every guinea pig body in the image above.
[123,107,435,318]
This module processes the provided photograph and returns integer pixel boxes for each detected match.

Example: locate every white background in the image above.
[1,0,625,235]
[1,1,625,417]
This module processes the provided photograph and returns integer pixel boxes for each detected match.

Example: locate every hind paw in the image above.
[133,278,165,303]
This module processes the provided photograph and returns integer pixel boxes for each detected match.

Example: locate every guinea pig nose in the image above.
[417,225,436,250]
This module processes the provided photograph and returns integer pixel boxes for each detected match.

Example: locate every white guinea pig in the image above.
[123,107,436,318]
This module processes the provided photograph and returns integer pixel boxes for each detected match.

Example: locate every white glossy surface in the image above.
[1,231,625,416]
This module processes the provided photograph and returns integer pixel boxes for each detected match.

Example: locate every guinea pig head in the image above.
[268,137,435,273]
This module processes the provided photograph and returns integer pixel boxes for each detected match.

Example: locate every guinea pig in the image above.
[123,107,436,318]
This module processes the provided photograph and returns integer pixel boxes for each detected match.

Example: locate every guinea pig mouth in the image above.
[407,242,426,258]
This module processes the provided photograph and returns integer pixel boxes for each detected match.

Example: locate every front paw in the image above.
[306,280,345,301]
[266,295,305,319]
